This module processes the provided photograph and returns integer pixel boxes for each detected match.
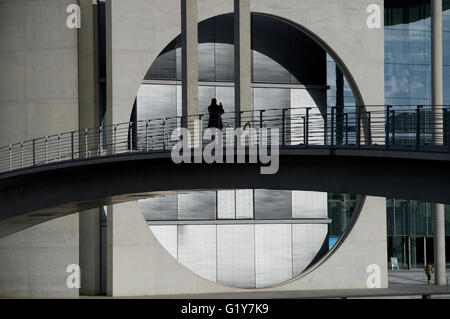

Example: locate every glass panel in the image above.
[410,237,425,269]
[199,43,215,82]
[389,236,409,269]
[139,195,178,221]
[236,189,253,219]
[255,224,292,288]
[252,14,290,84]
[217,225,255,288]
[177,225,217,282]
[289,24,326,85]
[145,42,177,80]
[387,199,395,236]
[217,190,235,219]
[253,88,290,114]
[254,190,292,220]
[137,84,178,120]
[178,192,216,220]
[215,14,235,82]
[292,191,328,219]
[292,224,328,276]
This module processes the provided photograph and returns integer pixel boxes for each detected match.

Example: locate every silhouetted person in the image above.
[207,98,224,129]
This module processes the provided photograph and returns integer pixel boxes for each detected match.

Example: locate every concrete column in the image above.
[78,0,103,295]
[79,209,101,295]
[432,0,444,145]
[181,0,198,128]
[431,0,447,286]
[433,203,447,285]
[234,0,252,128]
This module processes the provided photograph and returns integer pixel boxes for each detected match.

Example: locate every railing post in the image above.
[386,105,392,148]
[21,142,23,168]
[58,134,61,161]
[259,110,265,146]
[324,110,328,146]
[345,113,349,145]
[162,119,166,151]
[416,105,422,150]
[331,107,335,147]
[113,125,117,154]
[45,136,48,163]
[282,109,287,147]
[129,122,133,152]
[198,114,204,148]
[99,126,103,156]
[447,108,450,153]
[238,112,242,129]
[356,105,361,148]
[9,145,12,171]
[391,110,396,146]
[367,111,372,146]
[306,107,310,147]
[259,110,264,129]
[146,120,149,152]
[302,116,306,146]
[85,129,88,158]
[71,132,74,160]
[32,139,36,166]
[444,108,448,147]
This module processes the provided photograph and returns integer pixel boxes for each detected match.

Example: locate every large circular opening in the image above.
[133,13,358,289]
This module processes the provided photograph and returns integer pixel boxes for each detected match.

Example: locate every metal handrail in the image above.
[0,105,449,174]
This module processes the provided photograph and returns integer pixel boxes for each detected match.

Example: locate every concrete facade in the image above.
[234,0,252,126]
[102,0,385,296]
[0,0,389,297]
[0,0,79,297]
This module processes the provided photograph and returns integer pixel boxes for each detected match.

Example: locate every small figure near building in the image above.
[424,263,434,284]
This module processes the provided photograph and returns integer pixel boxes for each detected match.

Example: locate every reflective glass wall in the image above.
[384,0,450,269]
[142,190,329,288]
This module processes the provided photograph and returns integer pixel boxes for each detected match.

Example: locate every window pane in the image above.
[217,225,255,288]
[292,191,328,219]
[236,189,253,219]
[254,190,292,220]
[139,195,178,220]
[292,224,328,276]
[177,225,217,282]
[178,192,216,220]
[217,191,235,219]
[255,224,292,288]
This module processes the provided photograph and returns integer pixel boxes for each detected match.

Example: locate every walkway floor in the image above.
[124,270,450,299]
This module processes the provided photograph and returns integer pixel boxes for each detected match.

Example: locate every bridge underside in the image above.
[1,148,450,237]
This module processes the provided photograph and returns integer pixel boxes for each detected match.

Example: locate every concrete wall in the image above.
[0,0,79,297]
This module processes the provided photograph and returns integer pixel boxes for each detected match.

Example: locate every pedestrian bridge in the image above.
[1,105,449,237]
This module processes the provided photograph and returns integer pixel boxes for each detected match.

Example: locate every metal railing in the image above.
[0,105,449,174]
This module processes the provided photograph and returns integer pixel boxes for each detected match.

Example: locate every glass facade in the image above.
[384,0,450,269]
[144,190,330,289]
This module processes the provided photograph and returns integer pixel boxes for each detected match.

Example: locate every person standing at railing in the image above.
[207,98,225,130]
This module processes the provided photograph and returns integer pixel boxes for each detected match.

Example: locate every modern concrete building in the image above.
[0,0,447,297]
